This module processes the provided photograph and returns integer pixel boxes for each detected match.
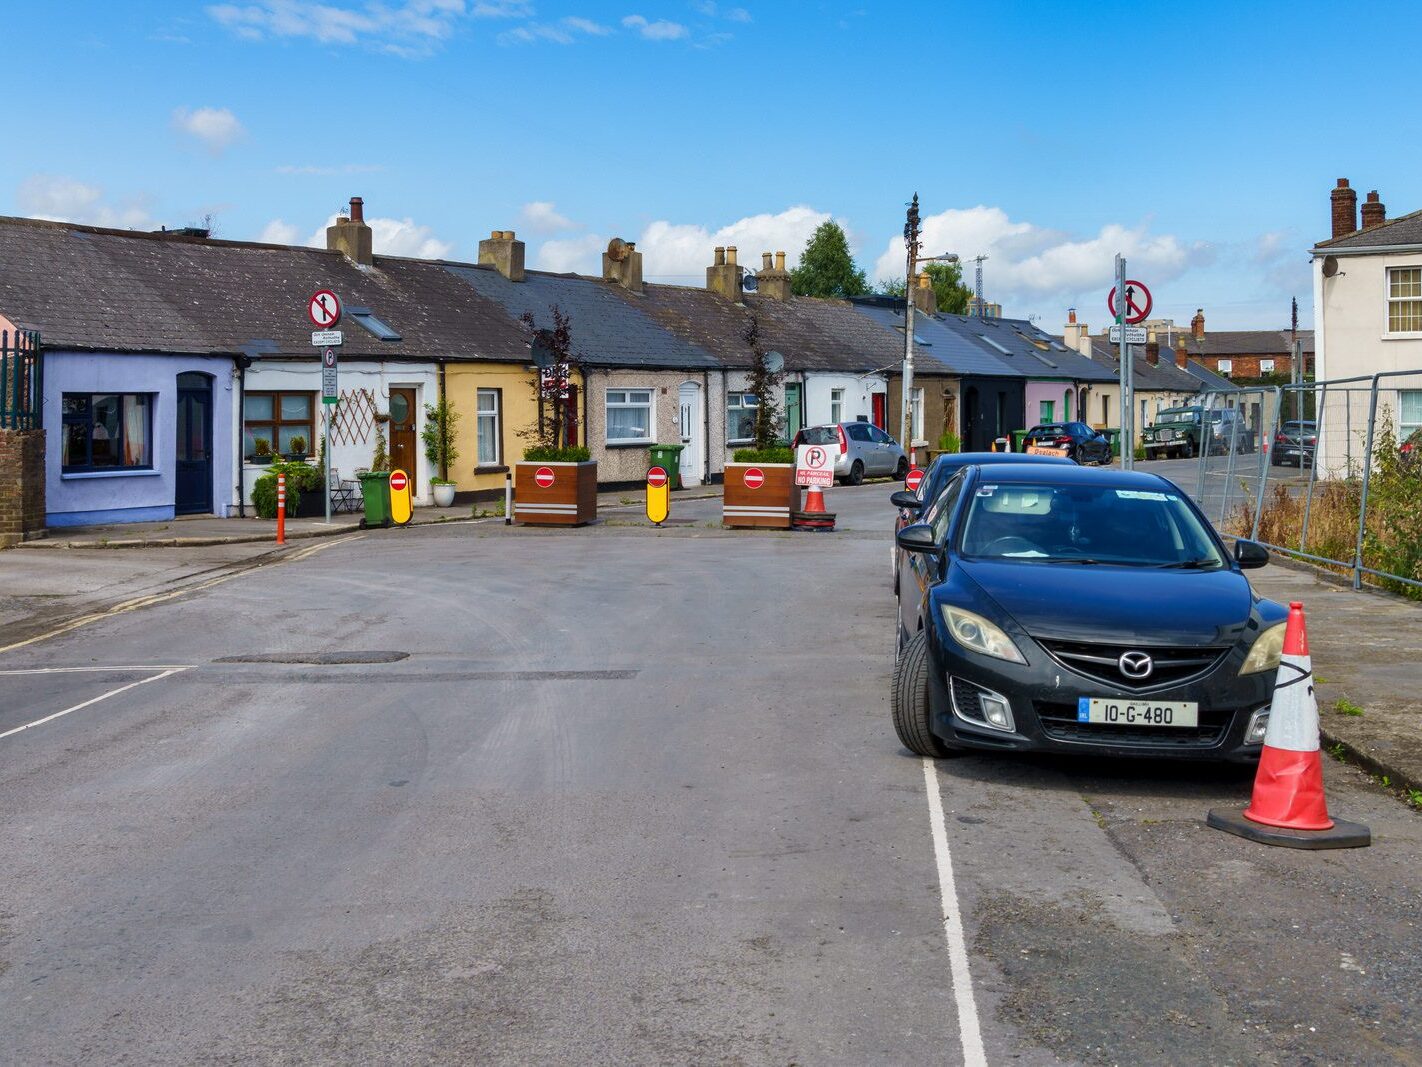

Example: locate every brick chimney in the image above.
[1331,178,1358,239]
[756,249,793,302]
[1145,338,1160,366]
[1362,190,1387,230]
[601,237,643,293]
[326,196,373,265]
[910,270,937,315]
[706,245,743,302]
[478,230,525,281]
[1175,337,1189,370]
[1190,308,1205,339]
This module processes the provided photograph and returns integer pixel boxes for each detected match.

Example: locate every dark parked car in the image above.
[1271,420,1316,467]
[892,463,1287,761]
[889,451,1074,591]
[1022,422,1112,464]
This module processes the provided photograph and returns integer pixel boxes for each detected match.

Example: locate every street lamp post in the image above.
[900,194,921,454]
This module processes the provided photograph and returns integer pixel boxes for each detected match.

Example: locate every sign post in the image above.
[646,465,669,526]
[321,346,338,524]
[1108,267,1152,471]
[309,290,344,523]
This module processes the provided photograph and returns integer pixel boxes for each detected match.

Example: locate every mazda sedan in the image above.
[893,463,1287,761]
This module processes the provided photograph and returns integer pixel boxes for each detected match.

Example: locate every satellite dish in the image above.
[1322,255,1340,278]
[606,237,629,262]
[741,271,758,293]
[765,350,784,373]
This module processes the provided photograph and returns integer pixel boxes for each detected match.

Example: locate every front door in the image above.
[871,392,887,430]
[784,382,803,438]
[175,372,212,515]
[389,388,417,492]
[678,381,702,486]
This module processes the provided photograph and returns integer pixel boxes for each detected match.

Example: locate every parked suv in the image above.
[1142,406,1255,459]
[794,422,908,485]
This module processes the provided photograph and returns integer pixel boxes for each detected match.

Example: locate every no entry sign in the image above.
[647,466,668,488]
[1107,281,1153,326]
[389,470,408,492]
[905,467,924,493]
[309,289,341,329]
[743,467,765,490]
[534,466,556,489]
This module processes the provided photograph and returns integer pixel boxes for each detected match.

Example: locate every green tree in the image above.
[790,221,868,298]
[876,261,972,314]
[744,314,785,450]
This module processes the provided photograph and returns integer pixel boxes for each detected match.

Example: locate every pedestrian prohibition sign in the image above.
[534,466,556,489]
[905,467,924,493]
[309,289,341,329]
[1107,280,1153,325]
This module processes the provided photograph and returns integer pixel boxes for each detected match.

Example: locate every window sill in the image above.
[475,464,509,474]
[605,441,653,449]
[61,468,160,480]
[1381,333,1422,341]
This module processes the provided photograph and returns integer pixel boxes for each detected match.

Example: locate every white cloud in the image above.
[258,219,300,244]
[275,162,385,175]
[207,0,520,56]
[562,16,612,35]
[498,14,613,44]
[16,175,152,229]
[307,213,454,259]
[519,201,577,233]
[726,7,751,21]
[871,205,1213,320]
[172,106,244,155]
[531,205,830,280]
[622,14,689,39]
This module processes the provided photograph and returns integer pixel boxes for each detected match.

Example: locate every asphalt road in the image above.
[2,484,1419,1065]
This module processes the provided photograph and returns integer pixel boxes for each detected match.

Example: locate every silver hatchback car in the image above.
[793,422,909,485]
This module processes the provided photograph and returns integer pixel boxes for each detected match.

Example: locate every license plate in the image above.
[1077,698,1198,727]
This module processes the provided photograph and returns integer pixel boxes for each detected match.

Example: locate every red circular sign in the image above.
[905,467,924,492]
[534,466,556,489]
[1107,280,1153,325]
[389,470,408,493]
[744,467,765,490]
[647,466,668,488]
[308,289,341,328]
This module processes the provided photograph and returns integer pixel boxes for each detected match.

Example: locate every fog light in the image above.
[1245,707,1270,745]
[979,693,1016,733]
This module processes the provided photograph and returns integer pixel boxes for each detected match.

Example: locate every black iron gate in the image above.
[1,328,41,429]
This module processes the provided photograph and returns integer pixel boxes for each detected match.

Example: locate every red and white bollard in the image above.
[276,472,286,546]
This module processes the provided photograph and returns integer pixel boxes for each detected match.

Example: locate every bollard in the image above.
[505,470,513,525]
[276,472,286,545]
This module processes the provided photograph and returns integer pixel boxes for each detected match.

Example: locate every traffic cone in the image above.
[1208,602,1370,849]
[791,482,836,531]
[802,485,827,514]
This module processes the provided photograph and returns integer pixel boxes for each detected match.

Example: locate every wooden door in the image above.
[388,388,417,492]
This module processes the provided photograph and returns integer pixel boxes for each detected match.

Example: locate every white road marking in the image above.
[0,665,193,676]
[922,758,988,1067]
[0,668,187,741]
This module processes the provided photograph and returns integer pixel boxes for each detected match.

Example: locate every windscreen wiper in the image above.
[1155,558,1221,569]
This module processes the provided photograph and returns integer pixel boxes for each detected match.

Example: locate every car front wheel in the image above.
[894,457,909,480]
[892,630,957,757]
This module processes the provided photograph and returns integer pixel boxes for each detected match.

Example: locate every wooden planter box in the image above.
[515,461,598,526]
[723,463,800,529]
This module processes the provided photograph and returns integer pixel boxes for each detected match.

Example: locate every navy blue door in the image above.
[175,373,213,515]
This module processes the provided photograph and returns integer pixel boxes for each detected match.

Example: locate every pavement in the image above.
[1,483,1420,1064]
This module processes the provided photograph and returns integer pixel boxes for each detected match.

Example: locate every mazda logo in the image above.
[1118,651,1154,679]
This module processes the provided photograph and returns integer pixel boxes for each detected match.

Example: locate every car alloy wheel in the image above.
[847,460,864,486]
[891,630,957,757]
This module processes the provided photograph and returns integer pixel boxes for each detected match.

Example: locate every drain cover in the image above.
[215,651,410,665]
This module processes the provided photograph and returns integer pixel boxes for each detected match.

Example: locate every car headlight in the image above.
[940,605,1026,664]
[1239,621,1287,675]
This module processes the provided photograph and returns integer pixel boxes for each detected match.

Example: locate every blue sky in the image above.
[4,0,1419,331]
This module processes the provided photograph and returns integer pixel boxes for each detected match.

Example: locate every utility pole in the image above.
[1290,296,1301,422]
[1116,254,1134,470]
[900,193,921,453]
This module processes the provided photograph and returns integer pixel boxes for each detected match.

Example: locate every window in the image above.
[1218,359,1233,374]
[846,422,873,442]
[1039,400,1055,422]
[347,306,402,341]
[1260,359,1275,374]
[62,393,152,472]
[477,388,501,466]
[910,387,924,441]
[726,391,759,443]
[830,388,844,424]
[606,388,653,444]
[244,391,314,457]
[1388,267,1422,333]
[1401,391,1422,439]
[868,425,892,444]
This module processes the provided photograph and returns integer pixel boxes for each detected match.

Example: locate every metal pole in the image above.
[1301,383,1323,553]
[900,194,919,453]
[323,406,332,525]
[1115,255,1132,469]
[504,470,513,525]
[1351,375,1382,590]
[276,472,286,546]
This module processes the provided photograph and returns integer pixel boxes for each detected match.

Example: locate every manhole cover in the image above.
[215,651,410,665]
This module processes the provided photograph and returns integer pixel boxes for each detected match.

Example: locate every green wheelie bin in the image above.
[648,443,685,489]
[358,470,392,528]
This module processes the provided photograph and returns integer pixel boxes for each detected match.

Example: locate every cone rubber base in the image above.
[791,511,836,532]
[1207,807,1371,850]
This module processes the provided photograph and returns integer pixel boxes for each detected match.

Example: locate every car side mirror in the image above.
[1234,539,1270,569]
[890,490,922,510]
[896,523,938,554]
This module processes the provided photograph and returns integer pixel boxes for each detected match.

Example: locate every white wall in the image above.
[237,360,439,509]
[803,372,885,429]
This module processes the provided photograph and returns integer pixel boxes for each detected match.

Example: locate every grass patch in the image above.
[1334,697,1365,717]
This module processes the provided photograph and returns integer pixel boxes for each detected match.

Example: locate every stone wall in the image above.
[0,428,46,546]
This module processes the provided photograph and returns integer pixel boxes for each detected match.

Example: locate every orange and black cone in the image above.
[1208,602,1370,849]
[802,485,827,514]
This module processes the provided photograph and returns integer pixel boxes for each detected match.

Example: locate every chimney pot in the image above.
[762,252,773,271]
[349,196,364,222]
[1175,338,1189,370]
[1068,307,1077,325]
[1191,308,1205,339]
[1362,190,1387,230]
[726,246,738,266]
[327,197,373,265]
[1330,178,1358,239]
[714,246,726,266]
[775,250,786,272]
[491,230,501,240]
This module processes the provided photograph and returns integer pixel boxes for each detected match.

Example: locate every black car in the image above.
[1022,422,1112,464]
[889,451,1074,591]
[1271,420,1317,467]
[893,463,1287,761]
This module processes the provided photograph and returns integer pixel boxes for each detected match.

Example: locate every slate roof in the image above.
[1174,330,1314,357]
[1082,336,1205,392]
[850,300,1014,377]
[0,215,529,361]
[936,313,1118,383]
[443,265,719,370]
[1314,208,1422,251]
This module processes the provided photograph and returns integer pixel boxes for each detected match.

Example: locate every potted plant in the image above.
[925,429,961,466]
[285,435,308,462]
[724,316,799,528]
[250,437,275,466]
[513,305,597,526]
[422,398,461,508]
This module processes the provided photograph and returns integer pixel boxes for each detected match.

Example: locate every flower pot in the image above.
[431,482,456,508]
[514,461,598,526]
[249,454,274,467]
[283,451,308,463]
[723,463,800,528]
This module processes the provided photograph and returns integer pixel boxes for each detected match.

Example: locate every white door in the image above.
[678,382,703,486]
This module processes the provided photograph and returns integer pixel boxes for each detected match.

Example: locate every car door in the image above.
[846,423,873,472]
[868,424,894,473]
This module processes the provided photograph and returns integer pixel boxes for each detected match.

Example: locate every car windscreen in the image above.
[1159,410,1200,423]
[957,482,1226,567]
[799,426,837,445]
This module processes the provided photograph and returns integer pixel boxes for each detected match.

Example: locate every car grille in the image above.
[1034,701,1233,748]
[1037,639,1229,692]
[1157,428,1175,442]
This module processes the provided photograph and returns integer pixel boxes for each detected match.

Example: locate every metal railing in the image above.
[0,329,42,430]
